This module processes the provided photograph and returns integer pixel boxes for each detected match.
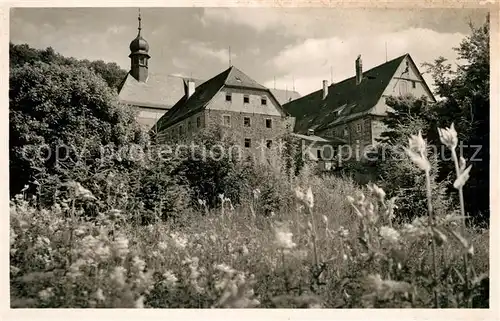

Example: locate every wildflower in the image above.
[162,270,178,287]
[437,123,458,150]
[94,244,111,261]
[368,183,386,202]
[112,235,129,259]
[67,259,85,279]
[274,227,296,250]
[453,165,472,189]
[95,288,105,302]
[215,263,236,275]
[404,130,430,172]
[337,226,349,238]
[135,296,145,308]
[379,226,400,244]
[240,245,249,256]
[253,188,261,200]
[110,266,127,287]
[157,241,168,251]
[170,233,188,249]
[132,256,146,272]
[38,287,54,301]
[294,186,305,202]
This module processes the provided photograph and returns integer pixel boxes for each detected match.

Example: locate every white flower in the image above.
[38,287,54,301]
[158,241,168,251]
[162,270,178,287]
[110,266,127,287]
[215,263,236,275]
[170,233,188,249]
[274,227,296,250]
[405,130,430,172]
[135,295,145,308]
[305,187,314,209]
[437,123,458,150]
[112,235,129,258]
[379,226,400,244]
[408,130,427,155]
[95,288,105,302]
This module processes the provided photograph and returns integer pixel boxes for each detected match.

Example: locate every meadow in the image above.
[9,127,489,308]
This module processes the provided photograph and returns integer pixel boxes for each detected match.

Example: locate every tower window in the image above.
[139,57,146,65]
[266,119,272,128]
[244,117,251,127]
[243,95,250,104]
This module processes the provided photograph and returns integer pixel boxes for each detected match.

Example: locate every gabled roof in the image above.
[118,72,204,109]
[270,88,302,105]
[283,53,416,134]
[155,66,286,132]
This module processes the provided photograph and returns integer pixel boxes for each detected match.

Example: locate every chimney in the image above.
[322,80,329,99]
[307,128,315,136]
[187,80,195,98]
[356,55,363,85]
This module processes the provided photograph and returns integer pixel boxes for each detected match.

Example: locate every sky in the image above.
[9,7,488,96]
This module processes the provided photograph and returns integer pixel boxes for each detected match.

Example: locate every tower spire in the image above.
[138,8,142,35]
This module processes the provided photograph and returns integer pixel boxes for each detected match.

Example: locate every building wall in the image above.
[372,56,434,116]
[207,87,283,116]
[137,106,169,129]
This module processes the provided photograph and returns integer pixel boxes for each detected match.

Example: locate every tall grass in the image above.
[10,127,489,308]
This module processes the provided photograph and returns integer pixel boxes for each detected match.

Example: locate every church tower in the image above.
[129,9,150,82]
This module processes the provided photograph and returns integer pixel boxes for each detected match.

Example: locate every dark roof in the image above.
[118,72,204,109]
[283,54,409,134]
[155,66,285,132]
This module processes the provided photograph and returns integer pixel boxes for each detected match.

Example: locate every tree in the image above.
[423,16,490,222]
[9,61,144,198]
[9,43,128,92]
[374,95,452,220]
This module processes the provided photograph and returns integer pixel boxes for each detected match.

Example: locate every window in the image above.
[244,138,251,148]
[261,97,267,105]
[179,125,183,135]
[266,140,272,148]
[266,119,272,128]
[243,95,250,104]
[188,121,192,132]
[412,80,416,89]
[244,117,251,127]
[356,123,362,133]
[225,93,232,102]
[399,80,408,95]
[139,57,146,65]
[196,116,201,128]
[223,115,231,127]
[317,149,322,160]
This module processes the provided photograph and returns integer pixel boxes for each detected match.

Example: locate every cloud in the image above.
[184,40,233,64]
[266,28,466,95]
